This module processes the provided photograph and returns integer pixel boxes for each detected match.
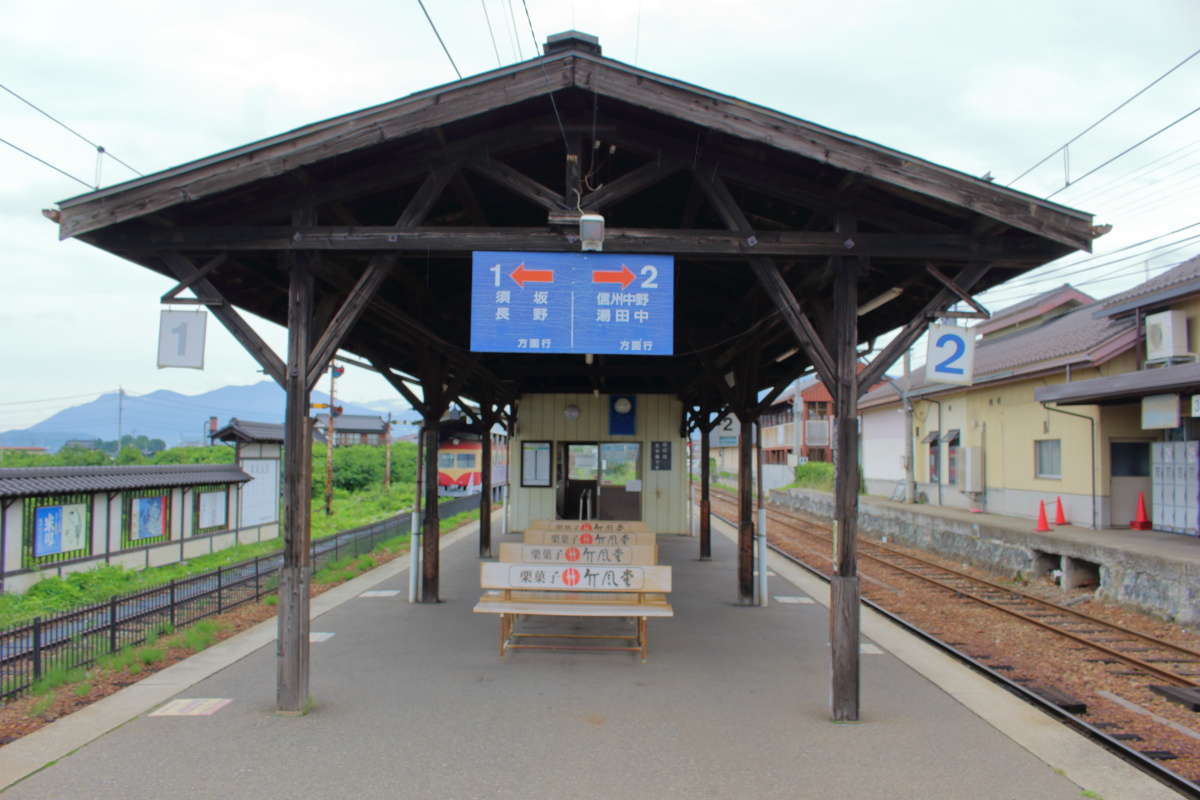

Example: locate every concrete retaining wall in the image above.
[768,487,1200,628]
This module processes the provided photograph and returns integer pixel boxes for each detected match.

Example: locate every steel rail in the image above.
[706,505,1200,799]
[709,487,1200,686]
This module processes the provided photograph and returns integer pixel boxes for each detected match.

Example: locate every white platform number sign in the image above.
[925,324,975,386]
[157,310,207,369]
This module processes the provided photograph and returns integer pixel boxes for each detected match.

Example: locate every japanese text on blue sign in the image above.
[469,252,674,355]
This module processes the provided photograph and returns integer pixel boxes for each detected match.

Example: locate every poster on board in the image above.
[133,496,168,540]
[33,503,88,557]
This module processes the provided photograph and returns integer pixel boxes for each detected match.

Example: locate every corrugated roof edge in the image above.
[0,463,251,499]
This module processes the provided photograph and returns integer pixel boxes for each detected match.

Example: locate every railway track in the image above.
[706,486,1200,797]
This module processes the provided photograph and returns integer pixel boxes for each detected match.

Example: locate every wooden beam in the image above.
[571,55,1094,251]
[580,157,686,210]
[159,253,227,304]
[278,254,314,714]
[161,253,287,386]
[118,226,1033,260]
[857,261,991,394]
[370,357,428,416]
[306,255,395,390]
[830,253,861,722]
[396,165,456,228]
[466,157,570,212]
[58,57,575,238]
[693,172,838,388]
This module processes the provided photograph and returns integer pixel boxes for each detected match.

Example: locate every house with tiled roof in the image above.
[859,280,1145,529]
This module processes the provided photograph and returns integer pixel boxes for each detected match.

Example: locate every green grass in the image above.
[30,665,86,696]
[28,695,53,717]
[180,620,220,652]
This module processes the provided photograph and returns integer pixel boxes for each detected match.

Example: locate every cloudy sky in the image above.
[3,0,1199,429]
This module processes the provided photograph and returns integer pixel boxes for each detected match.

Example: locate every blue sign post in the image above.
[470,251,674,355]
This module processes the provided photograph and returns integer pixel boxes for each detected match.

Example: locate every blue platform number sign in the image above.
[925,324,975,386]
[470,251,674,355]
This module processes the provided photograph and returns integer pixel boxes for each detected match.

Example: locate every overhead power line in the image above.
[480,0,503,67]
[1008,46,1200,187]
[1047,103,1200,199]
[0,134,93,188]
[416,0,462,79]
[0,81,141,177]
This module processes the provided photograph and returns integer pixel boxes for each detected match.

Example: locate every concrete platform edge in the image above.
[0,519,484,792]
[710,515,1182,800]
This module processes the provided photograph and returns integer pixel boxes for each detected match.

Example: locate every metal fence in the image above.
[0,493,480,703]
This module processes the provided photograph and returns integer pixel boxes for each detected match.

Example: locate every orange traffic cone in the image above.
[1035,500,1052,532]
[1053,496,1068,525]
[1130,491,1152,531]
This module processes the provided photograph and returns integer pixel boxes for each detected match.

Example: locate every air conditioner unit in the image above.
[960,447,984,493]
[1146,310,1188,360]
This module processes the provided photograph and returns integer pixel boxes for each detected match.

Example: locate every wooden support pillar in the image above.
[277,257,313,714]
[831,255,861,722]
[699,421,712,560]
[479,420,493,559]
[737,414,754,603]
[421,422,440,602]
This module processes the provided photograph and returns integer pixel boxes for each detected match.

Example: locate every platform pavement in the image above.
[0,514,1177,799]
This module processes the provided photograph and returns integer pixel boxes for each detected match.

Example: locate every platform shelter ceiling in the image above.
[54,33,1097,408]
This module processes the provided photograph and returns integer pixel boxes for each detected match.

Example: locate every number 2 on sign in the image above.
[926,324,974,385]
[933,333,965,374]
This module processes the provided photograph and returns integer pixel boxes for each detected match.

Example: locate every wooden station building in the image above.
[47,30,1098,720]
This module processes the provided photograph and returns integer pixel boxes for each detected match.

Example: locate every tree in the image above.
[116,445,146,465]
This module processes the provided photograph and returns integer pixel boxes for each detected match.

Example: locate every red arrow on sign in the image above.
[509,263,554,288]
[591,264,636,290]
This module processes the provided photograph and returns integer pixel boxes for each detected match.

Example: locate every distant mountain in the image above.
[0,381,414,451]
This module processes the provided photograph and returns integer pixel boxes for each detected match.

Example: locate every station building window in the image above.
[923,430,940,483]
[1035,439,1061,479]
[945,430,960,486]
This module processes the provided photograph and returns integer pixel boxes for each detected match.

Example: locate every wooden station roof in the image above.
[52,31,1098,409]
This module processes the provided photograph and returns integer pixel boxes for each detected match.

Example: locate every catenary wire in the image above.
[0,135,93,189]
[1046,103,1200,199]
[0,81,141,176]
[480,0,503,67]
[416,0,462,79]
[1008,46,1200,187]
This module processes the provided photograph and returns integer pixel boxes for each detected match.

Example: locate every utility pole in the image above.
[383,412,393,490]
[324,362,338,516]
[116,386,124,455]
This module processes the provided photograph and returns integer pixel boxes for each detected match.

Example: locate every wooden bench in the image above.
[473,562,672,661]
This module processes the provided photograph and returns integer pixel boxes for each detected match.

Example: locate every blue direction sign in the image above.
[470,251,674,355]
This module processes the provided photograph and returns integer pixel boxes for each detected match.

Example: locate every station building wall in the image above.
[508,393,687,534]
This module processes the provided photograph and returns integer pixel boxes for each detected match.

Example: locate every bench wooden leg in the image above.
[499,614,510,657]
[638,617,648,662]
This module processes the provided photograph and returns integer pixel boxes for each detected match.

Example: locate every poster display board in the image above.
[521,441,552,487]
[132,496,168,540]
[33,503,88,557]
[198,490,227,530]
[240,458,280,526]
